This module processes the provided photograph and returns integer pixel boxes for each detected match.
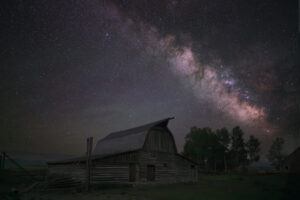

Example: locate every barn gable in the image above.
[143,127,177,153]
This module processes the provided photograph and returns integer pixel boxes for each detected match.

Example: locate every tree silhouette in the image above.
[183,127,219,170]
[215,128,230,172]
[267,137,285,170]
[246,135,261,163]
[230,126,247,170]
[183,125,261,172]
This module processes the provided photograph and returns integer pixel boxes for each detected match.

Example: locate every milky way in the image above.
[148,34,266,125]
[1,0,299,155]
[100,3,272,131]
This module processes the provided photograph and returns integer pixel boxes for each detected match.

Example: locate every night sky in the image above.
[1,0,299,156]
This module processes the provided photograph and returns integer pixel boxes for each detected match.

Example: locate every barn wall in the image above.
[92,163,129,183]
[138,151,176,183]
[138,151,197,183]
[175,155,198,182]
[91,151,139,184]
[48,151,198,185]
[91,151,198,184]
[144,127,177,153]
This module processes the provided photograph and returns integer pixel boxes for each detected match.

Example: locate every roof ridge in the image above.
[101,117,174,141]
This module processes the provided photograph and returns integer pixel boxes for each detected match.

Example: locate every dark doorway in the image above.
[129,163,136,182]
[147,165,155,181]
[191,165,197,181]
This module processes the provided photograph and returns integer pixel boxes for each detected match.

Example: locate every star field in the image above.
[0,0,299,155]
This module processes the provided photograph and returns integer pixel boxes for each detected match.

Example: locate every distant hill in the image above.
[2,152,75,169]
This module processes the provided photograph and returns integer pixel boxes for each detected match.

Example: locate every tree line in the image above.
[183,126,286,172]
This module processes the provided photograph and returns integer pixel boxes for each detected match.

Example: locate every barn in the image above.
[47,118,198,185]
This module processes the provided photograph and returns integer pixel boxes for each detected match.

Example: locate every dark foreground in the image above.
[1,173,299,200]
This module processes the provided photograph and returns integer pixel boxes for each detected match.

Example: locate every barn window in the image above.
[163,163,168,167]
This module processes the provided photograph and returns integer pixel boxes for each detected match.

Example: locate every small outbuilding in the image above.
[285,147,300,174]
[47,118,198,185]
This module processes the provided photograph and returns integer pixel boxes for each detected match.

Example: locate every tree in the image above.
[230,126,247,170]
[183,127,219,171]
[267,137,285,170]
[246,135,261,163]
[184,125,259,172]
[216,128,230,171]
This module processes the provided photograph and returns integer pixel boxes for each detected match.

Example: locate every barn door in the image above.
[147,165,155,181]
[191,165,197,182]
[129,163,136,182]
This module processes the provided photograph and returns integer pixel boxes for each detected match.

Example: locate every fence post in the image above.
[0,153,2,169]
[1,152,5,169]
[86,137,93,191]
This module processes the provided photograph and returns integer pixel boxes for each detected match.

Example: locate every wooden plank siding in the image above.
[92,164,129,183]
[48,151,197,185]
[138,151,176,183]
[91,151,139,184]
[175,155,198,182]
[138,151,197,183]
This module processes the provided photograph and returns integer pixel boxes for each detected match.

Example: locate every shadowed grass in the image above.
[1,173,297,200]
[131,174,287,200]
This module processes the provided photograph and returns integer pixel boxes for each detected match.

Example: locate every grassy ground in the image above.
[1,173,299,200]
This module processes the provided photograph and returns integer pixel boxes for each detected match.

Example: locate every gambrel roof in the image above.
[48,117,174,164]
[93,117,174,157]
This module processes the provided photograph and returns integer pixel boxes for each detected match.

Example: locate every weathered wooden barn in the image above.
[47,118,198,185]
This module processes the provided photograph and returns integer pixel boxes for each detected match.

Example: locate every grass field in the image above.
[1,173,299,200]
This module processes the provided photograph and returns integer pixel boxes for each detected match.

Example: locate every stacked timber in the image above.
[92,163,129,183]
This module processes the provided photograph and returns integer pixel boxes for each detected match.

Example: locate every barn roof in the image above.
[92,117,174,157]
[48,117,174,164]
